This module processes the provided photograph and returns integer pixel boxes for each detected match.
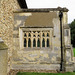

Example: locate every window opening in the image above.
[42,33,45,37]
[47,33,49,37]
[33,39,36,47]
[42,38,45,47]
[24,33,27,37]
[37,39,40,47]
[28,33,31,37]
[37,31,40,33]
[33,31,36,33]
[23,30,50,48]
[24,38,26,47]
[28,38,31,47]
[47,39,49,47]
[38,35,40,37]
[33,35,36,37]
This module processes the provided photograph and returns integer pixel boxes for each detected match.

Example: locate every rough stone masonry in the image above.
[0,0,74,75]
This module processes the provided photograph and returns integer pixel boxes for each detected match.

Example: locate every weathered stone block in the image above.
[0,41,8,75]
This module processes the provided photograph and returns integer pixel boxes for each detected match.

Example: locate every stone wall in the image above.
[0,50,7,75]
[0,0,74,74]
[0,39,8,75]
[65,45,74,72]
[0,0,20,73]
[73,57,75,71]
[11,11,61,72]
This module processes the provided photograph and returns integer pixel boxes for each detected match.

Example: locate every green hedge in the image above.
[74,48,75,57]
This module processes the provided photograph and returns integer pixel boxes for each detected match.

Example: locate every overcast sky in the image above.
[26,0,75,23]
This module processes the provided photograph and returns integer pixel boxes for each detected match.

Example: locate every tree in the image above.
[69,19,75,47]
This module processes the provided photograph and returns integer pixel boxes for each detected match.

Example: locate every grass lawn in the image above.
[73,48,75,57]
[16,72,75,75]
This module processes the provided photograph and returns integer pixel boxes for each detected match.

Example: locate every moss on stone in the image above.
[0,42,8,50]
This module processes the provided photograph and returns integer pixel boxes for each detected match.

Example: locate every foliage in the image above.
[69,19,75,47]
[16,72,75,75]
[73,48,75,57]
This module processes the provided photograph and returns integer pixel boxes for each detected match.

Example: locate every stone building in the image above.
[0,0,74,74]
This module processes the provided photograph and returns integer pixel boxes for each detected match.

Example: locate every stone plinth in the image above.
[0,39,8,75]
